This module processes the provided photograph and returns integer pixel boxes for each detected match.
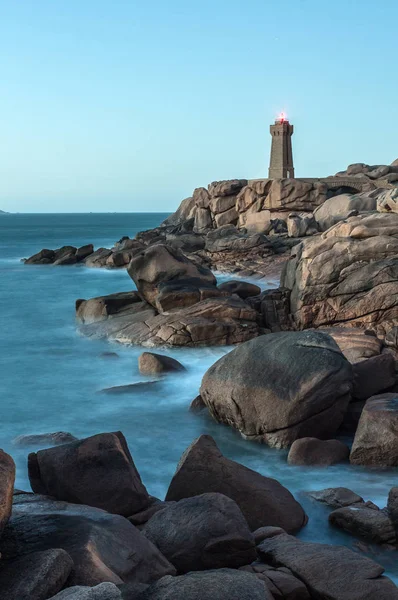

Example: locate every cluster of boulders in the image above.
[0,431,397,599]
[195,329,398,467]
[75,244,268,347]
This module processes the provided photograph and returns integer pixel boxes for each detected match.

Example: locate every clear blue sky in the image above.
[0,0,397,213]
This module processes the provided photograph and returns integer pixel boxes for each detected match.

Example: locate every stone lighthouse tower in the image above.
[268,113,295,179]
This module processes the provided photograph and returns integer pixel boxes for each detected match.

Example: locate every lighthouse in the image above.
[268,113,295,179]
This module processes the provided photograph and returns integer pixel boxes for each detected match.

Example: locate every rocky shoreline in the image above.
[1,430,398,599]
[14,159,398,597]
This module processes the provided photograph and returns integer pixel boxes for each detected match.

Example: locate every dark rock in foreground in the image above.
[143,492,256,573]
[1,492,175,586]
[258,531,398,599]
[136,569,272,600]
[0,548,73,600]
[28,431,150,516]
[200,330,353,448]
[165,435,307,533]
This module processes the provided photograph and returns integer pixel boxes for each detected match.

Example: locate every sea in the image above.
[0,212,397,581]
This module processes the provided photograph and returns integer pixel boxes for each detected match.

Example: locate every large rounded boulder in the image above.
[200,331,353,448]
[127,244,217,312]
[143,492,256,573]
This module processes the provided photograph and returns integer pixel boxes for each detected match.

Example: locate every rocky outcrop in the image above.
[200,330,353,448]
[28,432,150,516]
[287,438,349,466]
[78,293,261,347]
[282,212,398,334]
[165,435,307,533]
[258,531,398,599]
[127,244,217,312]
[25,245,97,266]
[143,493,256,572]
[350,394,398,466]
[313,191,379,231]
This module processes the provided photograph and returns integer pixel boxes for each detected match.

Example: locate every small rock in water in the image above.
[138,351,185,375]
[13,432,78,447]
[99,381,161,394]
[99,351,120,359]
[308,487,364,508]
[287,438,350,466]
[329,506,396,545]
[189,395,206,413]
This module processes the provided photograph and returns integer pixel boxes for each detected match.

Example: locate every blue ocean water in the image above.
[0,212,397,580]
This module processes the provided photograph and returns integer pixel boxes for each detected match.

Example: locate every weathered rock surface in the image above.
[322,327,383,363]
[287,438,349,466]
[25,248,55,264]
[76,292,145,324]
[309,487,364,508]
[28,432,150,516]
[49,583,122,599]
[350,394,398,466]
[200,330,353,448]
[239,562,310,599]
[143,492,256,572]
[282,212,398,333]
[258,532,398,599]
[287,212,318,237]
[127,244,216,311]
[329,506,396,545]
[85,248,112,268]
[13,432,78,447]
[377,187,398,213]
[0,548,73,600]
[78,294,261,348]
[352,353,396,400]
[165,435,307,533]
[0,449,15,535]
[138,352,185,374]
[1,492,175,586]
[208,179,248,198]
[136,569,272,600]
[314,192,378,231]
[265,179,328,212]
